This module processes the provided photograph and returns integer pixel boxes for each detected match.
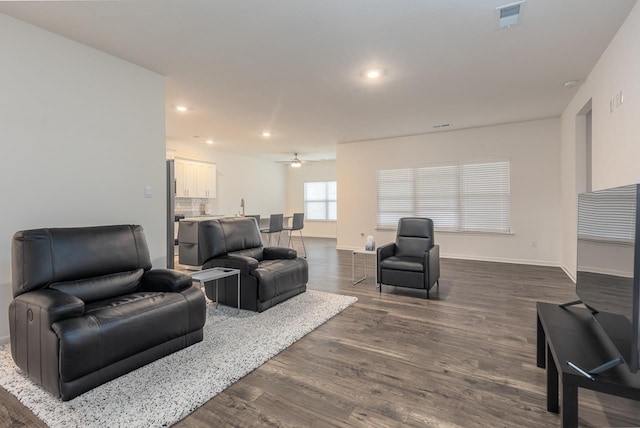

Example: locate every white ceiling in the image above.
[0,0,636,161]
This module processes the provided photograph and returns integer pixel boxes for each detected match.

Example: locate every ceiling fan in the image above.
[276,153,310,168]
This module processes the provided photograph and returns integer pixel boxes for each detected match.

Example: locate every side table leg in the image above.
[215,279,219,309]
[352,251,355,284]
[562,383,578,428]
[237,273,240,314]
[547,344,559,413]
[352,252,367,284]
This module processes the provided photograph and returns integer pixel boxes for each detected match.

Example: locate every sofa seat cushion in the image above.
[380,256,424,272]
[52,291,197,382]
[252,259,308,302]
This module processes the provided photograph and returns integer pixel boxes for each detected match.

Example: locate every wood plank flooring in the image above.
[2,237,640,427]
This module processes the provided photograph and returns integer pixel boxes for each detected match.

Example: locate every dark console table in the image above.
[536,302,640,427]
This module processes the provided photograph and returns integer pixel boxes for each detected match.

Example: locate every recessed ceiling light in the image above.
[364,68,386,79]
[563,80,579,88]
[175,105,188,112]
[206,139,214,145]
[261,131,272,138]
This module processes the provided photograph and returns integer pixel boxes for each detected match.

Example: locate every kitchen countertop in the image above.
[180,215,227,221]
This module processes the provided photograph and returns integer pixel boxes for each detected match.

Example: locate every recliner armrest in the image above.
[377,242,395,262]
[140,269,192,293]
[377,242,396,282]
[12,289,85,325]
[206,254,259,275]
[263,247,297,260]
[425,244,440,288]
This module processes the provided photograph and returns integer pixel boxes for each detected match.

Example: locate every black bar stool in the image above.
[260,214,283,246]
[283,213,306,258]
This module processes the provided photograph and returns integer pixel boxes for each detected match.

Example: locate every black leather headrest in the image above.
[199,217,263,263]
[12,225,151,297]
[395,218,434,258]
[397,217,433,238]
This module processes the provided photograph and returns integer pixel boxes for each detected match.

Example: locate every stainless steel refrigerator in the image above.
[166,159,175,269]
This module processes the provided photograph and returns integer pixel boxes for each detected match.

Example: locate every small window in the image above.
[305,181,337,220]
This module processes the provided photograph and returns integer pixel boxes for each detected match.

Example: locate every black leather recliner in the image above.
[377,217,441,298]
[9,225,206,401]
[199,217,308,312]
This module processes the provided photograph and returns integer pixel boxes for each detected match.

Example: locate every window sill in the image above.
[375,226,513,236]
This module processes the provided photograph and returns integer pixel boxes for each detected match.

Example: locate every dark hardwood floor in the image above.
[2,237,640,427]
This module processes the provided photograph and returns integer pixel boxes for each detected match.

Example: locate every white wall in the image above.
[560,2,640,278]
[167,142,287,218]
[337,118,562,265]
[286,160,337,238]
[0,14,166,341]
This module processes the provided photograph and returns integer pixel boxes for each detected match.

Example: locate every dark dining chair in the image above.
[260,214,283,246]
[283,213,306,258]
[245,214,261,230]
[377,217,440,298]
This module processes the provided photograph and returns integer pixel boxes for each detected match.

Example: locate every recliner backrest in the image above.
[199,217,264,262]
[12,225,152,297]
[395,217,434,258]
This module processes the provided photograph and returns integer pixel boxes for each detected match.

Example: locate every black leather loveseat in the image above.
[199,217,308,312]
[9,225,206,401]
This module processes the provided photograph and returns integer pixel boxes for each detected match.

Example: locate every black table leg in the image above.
[537,313,546,368]
[547,344,559,413]
[562,382,578,428]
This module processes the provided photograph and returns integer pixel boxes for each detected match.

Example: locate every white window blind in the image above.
[578,185,636,243]
[305,181,337,220]
[377,169,414,228]
[376,160,511,233]
[460,161,510,233]
[417,164,459,231]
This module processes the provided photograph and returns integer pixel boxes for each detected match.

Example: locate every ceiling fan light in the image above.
[363,68,386,79]
[291,160,302,168]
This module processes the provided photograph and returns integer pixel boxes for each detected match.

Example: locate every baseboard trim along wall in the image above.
[0,335,9,345]
[335,245,561,268]
[561,265,577,283]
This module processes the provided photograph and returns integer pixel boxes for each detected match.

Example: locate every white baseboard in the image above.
[441,253,561,268]
[336,245,365,252]
[561,265,577,283]
[0,335,9,345]
[336,246,561,268]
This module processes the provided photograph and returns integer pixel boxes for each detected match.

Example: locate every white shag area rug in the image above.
[0,290,357,428]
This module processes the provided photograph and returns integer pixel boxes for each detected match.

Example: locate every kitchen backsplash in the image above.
[175,198,212,216]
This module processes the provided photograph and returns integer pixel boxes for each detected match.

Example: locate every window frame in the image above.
[304,181,337,221]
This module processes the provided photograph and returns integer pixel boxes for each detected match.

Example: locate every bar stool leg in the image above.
[299,230,307,258]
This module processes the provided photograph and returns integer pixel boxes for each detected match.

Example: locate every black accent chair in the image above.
[376,217,440,298]
[200,217,308,312]
[283,212,307,258]
[9,225,206,401]
[260,213,283,246]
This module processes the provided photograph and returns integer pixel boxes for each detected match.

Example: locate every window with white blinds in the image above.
[377,160,511,233]
[304,181,337,220]
[578,184,637,243]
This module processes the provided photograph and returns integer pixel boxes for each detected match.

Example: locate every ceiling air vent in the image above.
[497,1,525,28]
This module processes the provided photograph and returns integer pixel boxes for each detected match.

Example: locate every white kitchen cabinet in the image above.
[197,163,216,198]
[175,159,216,198]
